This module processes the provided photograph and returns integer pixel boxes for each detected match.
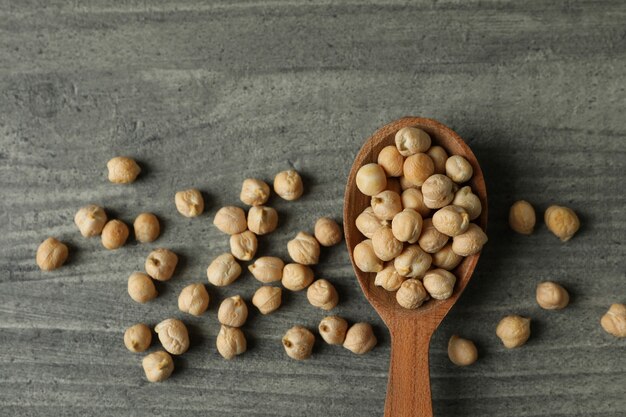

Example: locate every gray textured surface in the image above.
[1,1,625,416]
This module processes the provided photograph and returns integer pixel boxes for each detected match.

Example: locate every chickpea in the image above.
[394,245,432,278]
[229,230,258,261]
[432,243,463,270]
[36,237,68,271]
[421,174,455,209]
[213,206,247,235]
[318,316,348,345]
[392,209,423,244]
[175,188,204,218]
[371,226,403,261]
[452,224,488,256]
[544,205,580,242]
[107,156,140,184]
[218,295,248,327]
[395,127,431,156]
[509,200,535,235]
[377,145,404,177]
[353,239,384,273]
[127,272,158,303]
[452,186,482,221]
[281,263,314,291]
[374,263,406,291]
[418,219,449,254]
[287,231,320,265]
[371,190,402,221]
[401,188,431,217]
[445,155,473,183]
[216,325,247,359]
[247,205,278,235]
[355,207,387,239]
[142,351,174,382]
[240,178,270,206]
[248,256,284,283]
[207,253,242,286]
[423,269,456,300]
[600,303,626,338]
[274,169,304,201]
[343,323,377,354]
[252,286,282,315]
[496,315,531,348]
[403,153,435,187]
[124,323,152,353]
[385,177,402,194]
[356,163,387,196]
[432,205,470,237]
[178,283,210,316]
[396,278,429,309]
[314,217,343,247]
[145,248,178,281]
[74,205,107,237]
[155,318,189,355]
[282,326,315,360]
[306,279,339,310]
[427,145,448,175]
[447,335,478,366]
[133,212,160,243]
[399,175,417,191]
[101,219,129,250]
[535,281,569,310]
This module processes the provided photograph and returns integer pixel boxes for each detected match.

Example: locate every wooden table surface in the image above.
[1,1,625,416]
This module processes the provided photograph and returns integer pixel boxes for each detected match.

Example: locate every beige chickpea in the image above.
[282,326,315,360]
[377,145,404,177]
[432,244,464,270]
[356,163,387,196]
[395,127,431,156]
[392,209,423,244]
[319,316,348,345]
[427,145,448,174]
[396,278,429,309]
[252,286,282,314]
[101,219,129,250]
[216,325,247,359]
[314,217,343,247]
[142,351,174,382]
[355,207,387,239]
[401,188,431,217]
[307,279,339,310]
[421,174,455,209]
[274,169,304,201]
[206,253,242,286]
[247,205,278,235]
[178,283,210,316]
[213,206,247,235]
[145,248,178,281]
[403,153,435,187]
[452,224,488,256]
[423,269,457,300]
[372,226,403,261]
[229,230,258,261]
[218,295,248,327]
[133,212,160,243]
[445,155,473,183]
[418,219,449,254]
[127,272,158,303]
[394,245,432,278]
[545,205,580,242]
[175,188,204,218]
[353,239,384,273]
[124,323,152,353]
[371,190,402,221]
[535,281,569,310]
[248,256,284,283]
[374,263,406,291]
[281,263,314,291]
[343,323,377,354]
[287,231,320,265]
[74,205,107,237]
[385,177,402,194]
[36,237,68,271]
[600,304,626,338]
[496,315,531,348]
[509,200,536,235]
[155,318,189,355]
[107,156,140,184]
[432,205,470,237]
[452,186,482,221]
[399,175,417,191]
[240,178,270,206]
[447,335,478,366]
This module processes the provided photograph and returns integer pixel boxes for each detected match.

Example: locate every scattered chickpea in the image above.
[423,269,457,300]
[175,188,204,218]
[421,174,455,209]
[281,263,315,291]
[496,315,531,348]
[600,303,626,338]
[101,219,129,250]
[252,286,282,315]
[377,145,404,177]
[287,231,320,265]
[318,316,348,345]
[142,351,174,382]
[178,283,210,316]
[314,217,343,247]
[356,163,387,196]
[282,326,315,360]
[127,272,158,303]
[371,226,403,261]
[394,244,432,278]
[403,153,435,187]
[133,212,160,243]
[343,323,377,354]
[374,263,406,291]
[353,239,384,273]
[396,278,429,309]
[124,323,152,353]
[74,205,107,237]
[247,205,278,235]
[536,281,569,310]
[452,186,482,221]
[274,169,304,201]
[399,175,417,191]
[36,237,69,271]
[401,188,431,217]
[107,156,140,184]
[385,177,402,194]
[432,205,470,237]
[248,256,284,283]
[155,318,190,355]
[545,205,580,242]
[447,335,478,366]
[216,325,247,359]
[426,145,448,175]
[452,224,488,256]
[213,206,247,235]
[432,243,463,271]
[218,295,248,327]
[445,155,473,183]
[355,207,387,239]
[229,230,258,261]
[240,178,270,206]
[207,253,242,286]
[391,208,423,244]
[145,248,178,281]
[418,219,449,254]
[371,190,402,220]
[394,127,431,156]
[509,200,536,235]
[307,279,339,310]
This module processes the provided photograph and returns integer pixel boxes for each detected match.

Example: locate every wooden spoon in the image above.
[343,117,488,417]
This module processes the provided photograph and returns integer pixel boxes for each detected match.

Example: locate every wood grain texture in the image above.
[1,1,625,416]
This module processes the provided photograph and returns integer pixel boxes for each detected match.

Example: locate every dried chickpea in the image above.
[395,127,431,156]
[282,263,314,291]
[74,205,107,237]
[247,205,278,235]
[536,281,569,310]
[282,326,315,360]
[287,231,320,265]
[371,226,403,261]
[343,323,377,354]
[107,156,140,184]
[133,212,160,243]
[452,186,482,221]
[432,243,463,270]
[432,205,470,237]
[399,176,417,191]
[385,177,402,194]
[600,304,626,338]
[396,278,429,309]
[240,178,270,206]
[496,315,531,348]
[394,245,432,278]
[353,239,384,273]
[401,188,431,217]
[421,174,455,209]
[142,351,174,382]
[371,190,402,221]
[145,248,178,281]
[274,169,304,201]
[214,206,247,235]
[403,153,435,187]
[423,269,456,300]
[356,163,387,196]
[306,279,339,310]
[377,145,404,177]
[427,146,448,174]
[392,209,423,244]
[207,253,242,286]
[447,335,478,366]
[374,263,406,291]
[545,205,580,242]
[509,200,536,235]
[248,256,284,283]
[445,155,473,183]
[155,318,189,355]
[319,316,348,345]
[418,219,449,254]
[355,207,387,238]
[252,286,282,314]
[229,230,258,261]
[101,219,129,250]
[124,323,152,353]
[452,224,488,256]
[216,325,247,359]
[36,237,68,271]
[314,217,343,247]
[127,272,158,303]
[175,188,204,218]
[178,283,209,316]
[218,295,248,327]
